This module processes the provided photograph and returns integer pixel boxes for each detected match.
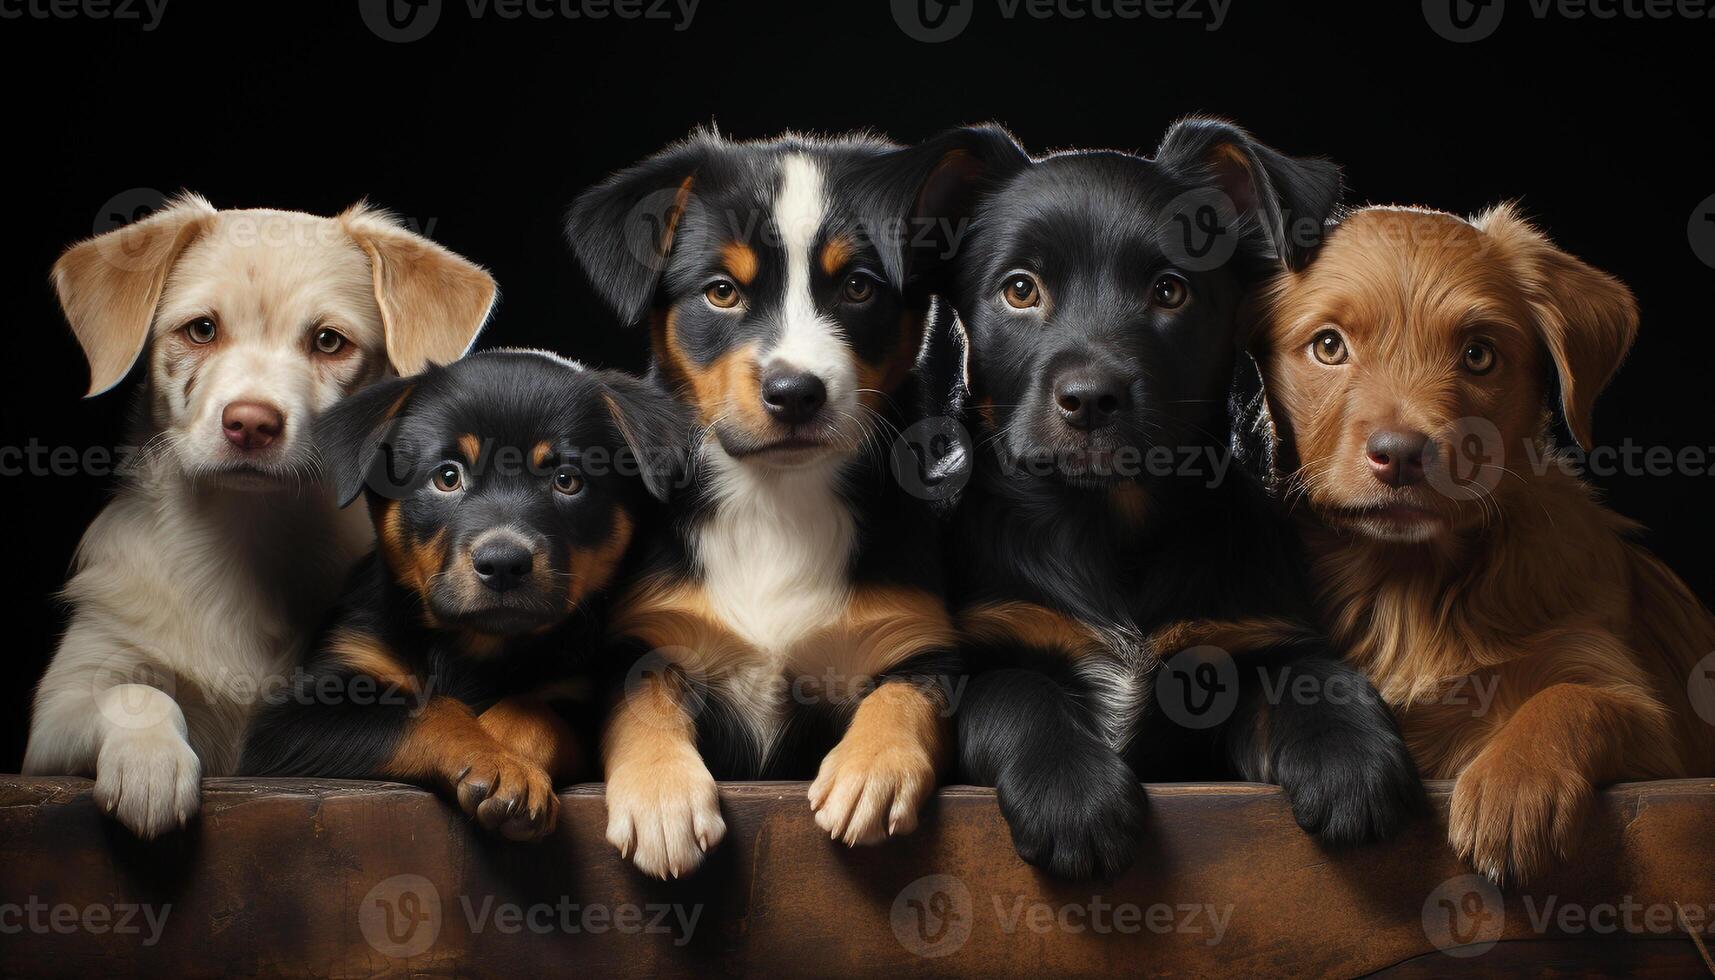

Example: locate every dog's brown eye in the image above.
[431,462,463,493]
[185,317,217,345]
[705,279,741,310]
[1312,329,1348,365]
[842,273,876,304]
[552,465,584,496]
[1152,274,1189,310]
[1002,273,1040,309]
[1463,340,1497,375]
[313,327,347,355]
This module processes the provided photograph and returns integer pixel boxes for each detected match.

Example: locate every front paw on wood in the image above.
[809,736,936,847]
[1448,749,1592,885]
[453,754,559,842]
[604,752,726,879]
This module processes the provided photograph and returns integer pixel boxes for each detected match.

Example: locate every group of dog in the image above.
[22,118,1715,887]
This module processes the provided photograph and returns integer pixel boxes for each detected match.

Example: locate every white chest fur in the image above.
[694,448,856,655]
[689,447,856,759]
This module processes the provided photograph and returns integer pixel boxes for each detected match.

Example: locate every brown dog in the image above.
[1251,204,1715,883]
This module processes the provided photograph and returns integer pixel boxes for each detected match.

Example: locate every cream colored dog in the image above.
[23,194,497,837]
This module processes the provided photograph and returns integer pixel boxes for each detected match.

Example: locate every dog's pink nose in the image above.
[222,402,284,452]
[1366,429,1430,487]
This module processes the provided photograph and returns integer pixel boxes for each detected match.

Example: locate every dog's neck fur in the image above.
[688,437,858,655]
[1304,461,1637,707]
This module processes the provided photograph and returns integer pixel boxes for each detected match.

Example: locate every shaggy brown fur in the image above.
[1251,204,1715,884]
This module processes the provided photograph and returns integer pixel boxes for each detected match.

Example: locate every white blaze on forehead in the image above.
[765,154,856,403]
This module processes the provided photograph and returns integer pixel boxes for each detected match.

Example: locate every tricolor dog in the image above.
[565,129,987,878]
[24,194,496,838]
[240,351,680,840]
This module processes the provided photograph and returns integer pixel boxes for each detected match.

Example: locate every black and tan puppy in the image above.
[240,350,681,841]
[565,129,984,878]
[938,120,1424,879]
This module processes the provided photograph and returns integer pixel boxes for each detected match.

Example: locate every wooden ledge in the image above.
[1,776,1713,977]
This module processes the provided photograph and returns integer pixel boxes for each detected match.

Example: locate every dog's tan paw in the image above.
[809,733,935,847]
[1449,748,1591,885]
[453,754,559,842]
[94,729,202,839]
[604,751,725,879]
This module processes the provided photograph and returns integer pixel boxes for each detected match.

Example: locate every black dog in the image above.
[563,129,984,879]
[240,350,681,841]
[935,119,1424,879]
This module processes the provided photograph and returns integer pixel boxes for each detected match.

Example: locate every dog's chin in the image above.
[1325,501,1451,544]
[434,602,564,638]
[1006,429,1140,488]
[193,461,309,493]
[715,421,855,470]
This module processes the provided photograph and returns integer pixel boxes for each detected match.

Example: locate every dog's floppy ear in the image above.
[339,203,497,376]
[52,192,218,397]
[596,370,690,501]
[1154,116,1342,272]
[315,375,421,508]
[565,134,715,326]
[1474,203,1638,450]
[859,125,1031,291]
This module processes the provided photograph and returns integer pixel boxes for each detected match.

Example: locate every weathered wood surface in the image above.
[0,776,1711,978]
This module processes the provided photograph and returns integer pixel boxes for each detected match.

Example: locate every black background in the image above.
[2,0,1711,769]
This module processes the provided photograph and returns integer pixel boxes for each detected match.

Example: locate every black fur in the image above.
[239,351,678,787]
[938,119,1424,880]
[565,130,986,779]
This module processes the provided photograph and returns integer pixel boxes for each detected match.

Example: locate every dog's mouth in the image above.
[433,596,566,638]
[1327,501,1450,543]
[197,462,305,492]
[1003,425,1141,486]
[715,422,855,467]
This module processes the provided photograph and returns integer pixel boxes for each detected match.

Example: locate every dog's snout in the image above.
[472,539,535,593]
[1366,429,1432,487]
[1053,369,1132,432]
[761,369,828,425]
[221,402,285,453]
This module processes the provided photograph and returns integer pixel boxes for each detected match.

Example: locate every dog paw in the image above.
[1273,725,1425,846]
[1449,749,1590,885]
[996,749,1146,881]
[809,733,936,846]
[453,753,559,842]
[605,750,725,879]
[94,729,202,839]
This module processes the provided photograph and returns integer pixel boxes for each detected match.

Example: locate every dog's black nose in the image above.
[472,541,534,592]
[1366,430,1432,487]
[1053,370,1132,431]
[761,370,828,425]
